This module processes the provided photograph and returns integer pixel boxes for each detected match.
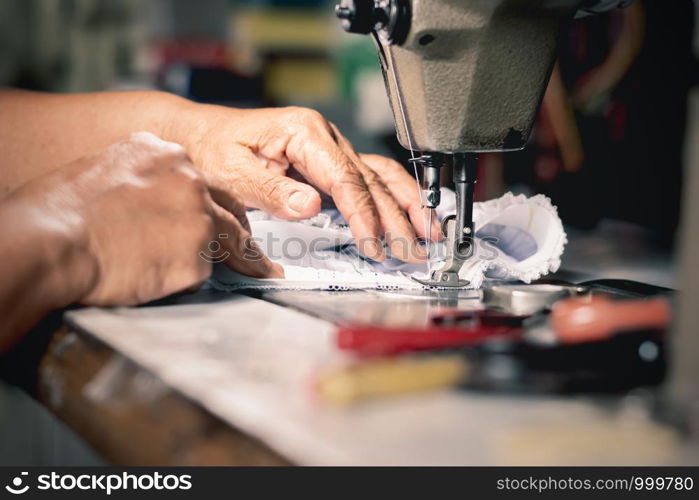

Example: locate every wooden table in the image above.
[38,325,288,465]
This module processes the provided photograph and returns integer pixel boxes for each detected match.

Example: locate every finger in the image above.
[183,279,210,294]
[202,172,252,232]
[206,195,285,279]
[324,127,426,262]
[284,127,386,261]
[360,153,443,242]
[328,158,386,261]
[162,215,214,299]
[224,146,322,220]
[340,147,425,263]
[276,110,386,260]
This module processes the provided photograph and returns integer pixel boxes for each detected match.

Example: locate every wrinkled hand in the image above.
[171,106,441,263]
[6,132,282,306]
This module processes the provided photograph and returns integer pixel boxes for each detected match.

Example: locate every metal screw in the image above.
[335,6,352,19]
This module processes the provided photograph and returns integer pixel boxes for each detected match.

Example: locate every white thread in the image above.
[382,40,433,274]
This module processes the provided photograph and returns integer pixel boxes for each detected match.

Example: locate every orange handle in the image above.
[551,295,670,345]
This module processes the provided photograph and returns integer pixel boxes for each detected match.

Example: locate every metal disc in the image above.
[481,283,589,314]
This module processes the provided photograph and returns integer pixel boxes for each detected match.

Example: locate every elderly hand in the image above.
[4,132,282,307]
[167,105,441,263]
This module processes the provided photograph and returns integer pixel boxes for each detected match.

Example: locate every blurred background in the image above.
[0,0,697,464]
[1,0,696,242]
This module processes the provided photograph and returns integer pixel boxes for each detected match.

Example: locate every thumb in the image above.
[233,152,322,219]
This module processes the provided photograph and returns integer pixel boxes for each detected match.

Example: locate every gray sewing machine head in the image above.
[335,0,633,287]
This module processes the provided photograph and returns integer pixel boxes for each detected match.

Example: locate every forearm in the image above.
[0,201,96,352]
[543,63,583,172]
[0,89,197,194]
[599,2,646,88]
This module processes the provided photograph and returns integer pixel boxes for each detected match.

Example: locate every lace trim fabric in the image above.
[211,191,567,291]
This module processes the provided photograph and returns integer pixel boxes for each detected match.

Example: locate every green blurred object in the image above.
[337,36,381,103]
[229,4,340,105]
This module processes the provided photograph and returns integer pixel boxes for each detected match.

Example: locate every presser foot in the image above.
[410,273,471,289]
[409,214,473,289]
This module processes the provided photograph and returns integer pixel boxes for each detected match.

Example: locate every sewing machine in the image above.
[335,0,633,287]
[330,0,699,444]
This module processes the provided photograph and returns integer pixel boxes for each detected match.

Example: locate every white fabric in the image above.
[211,191,567,291]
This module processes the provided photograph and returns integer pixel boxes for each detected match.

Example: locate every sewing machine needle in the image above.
[427,208,433,274]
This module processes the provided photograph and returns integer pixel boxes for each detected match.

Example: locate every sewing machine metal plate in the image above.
[256,278,594,329]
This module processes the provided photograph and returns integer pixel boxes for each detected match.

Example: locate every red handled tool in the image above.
[337,311,523,356]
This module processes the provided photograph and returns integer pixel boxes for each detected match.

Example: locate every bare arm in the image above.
[0,89,439,262]
[0,89,187,194]
[542,62,585,173]
[572,2,646,108]
[0,200,94,352]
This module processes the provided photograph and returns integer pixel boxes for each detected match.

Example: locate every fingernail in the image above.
[270,262,285,279]
[288,191,311,214]
[250,258,284,279]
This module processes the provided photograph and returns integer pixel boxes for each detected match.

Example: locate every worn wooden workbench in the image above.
[38,325,288,465]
